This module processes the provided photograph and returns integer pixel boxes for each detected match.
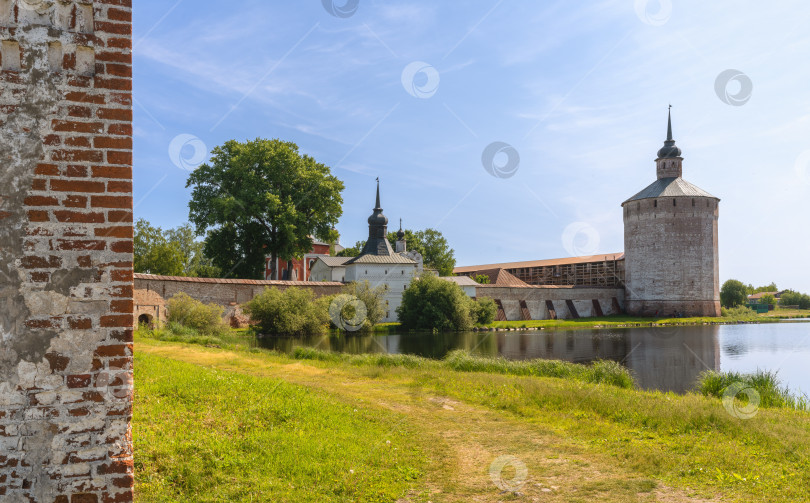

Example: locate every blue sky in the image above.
[134,0,810,292]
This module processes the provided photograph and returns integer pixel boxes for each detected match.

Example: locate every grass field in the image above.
[134,336,810,502]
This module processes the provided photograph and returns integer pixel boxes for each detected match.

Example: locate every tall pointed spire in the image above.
[356,177,395,257]
[657,105,681,160]
[666,104,673,141]
[655,105,683,179]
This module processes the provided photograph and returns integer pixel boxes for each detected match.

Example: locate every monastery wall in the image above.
[475,286,625,321]
[0,1,134,501]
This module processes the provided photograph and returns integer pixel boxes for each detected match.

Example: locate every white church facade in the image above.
[310,181,423,322]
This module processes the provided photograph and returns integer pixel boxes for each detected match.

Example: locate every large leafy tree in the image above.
[187,139,344,279]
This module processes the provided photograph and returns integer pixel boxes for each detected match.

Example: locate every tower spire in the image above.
[666,104,673,141]
[656,105,683,179]
[375,177,381,209]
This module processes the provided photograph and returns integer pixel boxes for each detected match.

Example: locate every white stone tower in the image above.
[622,109,721,317]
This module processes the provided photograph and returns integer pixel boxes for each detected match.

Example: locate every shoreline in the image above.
[371,311,810,334]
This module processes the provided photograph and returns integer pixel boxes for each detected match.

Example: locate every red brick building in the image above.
[265,239,342,281]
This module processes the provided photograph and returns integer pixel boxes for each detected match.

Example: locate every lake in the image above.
[256,320,810,395]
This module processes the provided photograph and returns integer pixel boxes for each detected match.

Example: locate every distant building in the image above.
[318,180,422,322]
[622,109,720,317]
[264,238,344,281]
[747,291,781,303]
[454,109,721,318]
[439,276,478,297]
[309,256,351,282]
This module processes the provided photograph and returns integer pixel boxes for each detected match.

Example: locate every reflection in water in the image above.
[256,322,810,395]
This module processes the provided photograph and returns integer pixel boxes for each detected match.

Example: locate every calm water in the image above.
[256,321,810,395]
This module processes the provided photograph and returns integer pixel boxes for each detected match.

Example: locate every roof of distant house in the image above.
[346,253,416,265]
[461,268,529,287]
[454,253,624,273]
[315,256,352,267]
[440,276,479,287]
[747,291,780,300]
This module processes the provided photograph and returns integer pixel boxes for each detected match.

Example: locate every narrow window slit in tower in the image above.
[654,200,657,208]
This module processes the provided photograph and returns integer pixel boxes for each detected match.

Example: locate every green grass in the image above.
[134,351,428,502]
[290,347,636,388]
[137,338,810,502]
[697,369,810,411]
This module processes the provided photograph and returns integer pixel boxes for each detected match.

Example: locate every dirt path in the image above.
[137,342,719,503]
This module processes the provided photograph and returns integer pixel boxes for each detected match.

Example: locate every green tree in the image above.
[775,290,810,309]
[760,294,776,306]
[474,274,490,285]
[336,241,365,258]
[134,219,185,276]
[335,281,387,330]
[470,297,497,324]
[187,139,344,279]
[747,282,778,295]
[165,223,221,277]
[243,287,330,336]
[412,229,455,276]
[720,279,748,308]
[388,229,456,276]
[397,274,474,331]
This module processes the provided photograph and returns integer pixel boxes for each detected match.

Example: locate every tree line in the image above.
[720,279,810,309]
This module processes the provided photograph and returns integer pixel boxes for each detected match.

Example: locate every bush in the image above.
[779,290,810,309]
[336,281,387,331]
[167,292,227,335]
[721,305,758,320]
[470,297,497,325]
[244,287,329,336]
[397,274,475,331]
[697,370,809,411]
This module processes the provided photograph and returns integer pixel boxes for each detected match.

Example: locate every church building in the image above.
[311,181,422,322]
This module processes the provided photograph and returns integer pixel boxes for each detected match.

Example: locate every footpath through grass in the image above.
[134,351,428,502]
[135,337,810,502]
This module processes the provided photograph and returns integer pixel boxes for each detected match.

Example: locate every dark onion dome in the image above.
[656,107,682,159]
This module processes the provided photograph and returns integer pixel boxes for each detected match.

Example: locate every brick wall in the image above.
[134,274,344,327]
[475,286,625,320]
[0,1,133,501]
[623,196,720,317]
